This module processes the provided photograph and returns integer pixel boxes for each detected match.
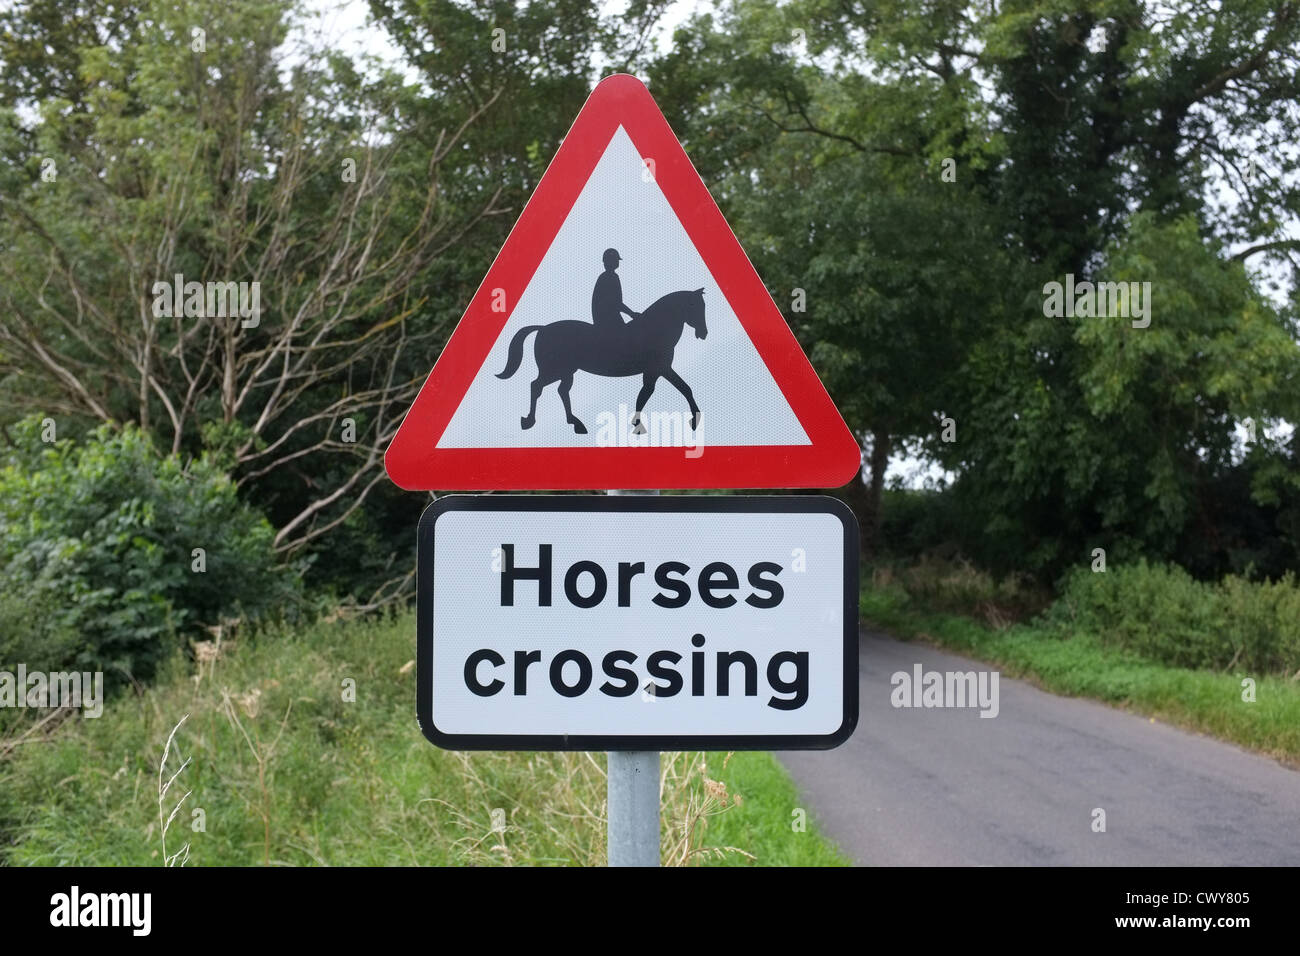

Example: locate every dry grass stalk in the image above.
[220,688,293,866]
[660,751,753,866]
[157,713,192,866]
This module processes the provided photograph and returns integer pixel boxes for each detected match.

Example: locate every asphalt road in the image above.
[777,630,1300,865]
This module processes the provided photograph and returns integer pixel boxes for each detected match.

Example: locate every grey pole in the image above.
[607,749,660,867]
[606,489,660,867]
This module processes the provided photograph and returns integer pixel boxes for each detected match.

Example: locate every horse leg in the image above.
[632,372,659,435]
[557,374,586,434]
[521,375,550,430]
[662,369,701,431]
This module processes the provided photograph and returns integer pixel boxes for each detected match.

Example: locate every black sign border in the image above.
[417,494,859,751]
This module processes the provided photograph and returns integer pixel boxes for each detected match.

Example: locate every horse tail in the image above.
[496,326,544,379]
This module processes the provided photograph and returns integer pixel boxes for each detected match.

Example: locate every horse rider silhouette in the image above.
[591,248,640,331]
[496,253,707,436]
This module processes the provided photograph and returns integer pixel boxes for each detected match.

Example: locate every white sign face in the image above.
[416,496,858,750]
[435,126,811,451]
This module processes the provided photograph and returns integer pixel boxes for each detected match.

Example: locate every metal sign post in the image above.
[606,489,660,867]
[606,749,660,867]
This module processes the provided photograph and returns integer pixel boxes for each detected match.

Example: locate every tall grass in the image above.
[0,611,845,866]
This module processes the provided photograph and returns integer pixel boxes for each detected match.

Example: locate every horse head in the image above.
[640,288,707,343]
[686,287,707,340]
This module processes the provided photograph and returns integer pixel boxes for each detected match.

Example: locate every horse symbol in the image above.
[495,288,707,435]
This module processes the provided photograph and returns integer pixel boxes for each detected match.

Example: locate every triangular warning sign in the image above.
[385,74,861,491]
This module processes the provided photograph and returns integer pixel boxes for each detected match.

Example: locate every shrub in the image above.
[1218,573,1300,675]
[0,419,302,687]
[866,555,1048,627]
[1049,560,1300,674]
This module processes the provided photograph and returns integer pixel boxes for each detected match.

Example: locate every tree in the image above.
[940,0,1300,576]
[647,0,1300,576]
[0,0,504,567]
[647,2,1013,554]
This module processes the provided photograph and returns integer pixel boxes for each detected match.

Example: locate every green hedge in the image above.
[1048,560,1300,674]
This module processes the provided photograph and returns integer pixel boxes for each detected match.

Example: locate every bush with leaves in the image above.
[0,418,303,687]
[1048,561,1300,674]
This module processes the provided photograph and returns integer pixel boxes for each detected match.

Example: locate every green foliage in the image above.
[654,0,1300,578]
[1049,561,1300,674]
[945,213,1300,579]
[0,418,301,686]
[876,488,968,558]
[3,0,1299,604]
[0,0,488,602]
[867,553,1049,627]
[0,587,81,682]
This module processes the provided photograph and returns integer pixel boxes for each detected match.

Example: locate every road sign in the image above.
[385,73,861,491]
[417,495,859,750]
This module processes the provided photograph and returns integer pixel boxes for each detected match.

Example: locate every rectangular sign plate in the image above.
[417,495,858,750]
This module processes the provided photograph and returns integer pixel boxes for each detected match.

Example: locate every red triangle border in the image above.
[385,74,861,490]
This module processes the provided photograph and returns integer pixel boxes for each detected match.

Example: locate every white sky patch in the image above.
[886,454,954,491]
[289,0,414,83]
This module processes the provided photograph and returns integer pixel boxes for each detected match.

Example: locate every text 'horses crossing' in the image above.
[416,496,859,750]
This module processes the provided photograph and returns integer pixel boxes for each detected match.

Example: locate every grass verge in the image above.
[0,610,845,866]
[861,587,1300,767]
